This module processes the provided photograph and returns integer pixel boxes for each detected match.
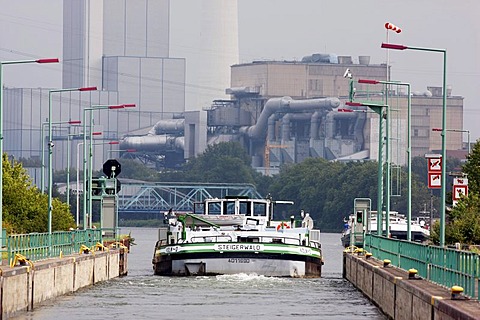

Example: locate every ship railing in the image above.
[189,235,234,243]
[169,234,319,248]
[188,235,313,247]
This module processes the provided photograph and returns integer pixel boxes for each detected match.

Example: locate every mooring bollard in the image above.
[451,286,464,300]
[408,268,418,279]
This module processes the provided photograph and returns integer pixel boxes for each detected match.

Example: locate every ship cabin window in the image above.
[207,202,221,215]
[239,201,251,215]
[253,202,267,217]
[238,236,260,243]
[223,201,236,215]
[193,202,205,214]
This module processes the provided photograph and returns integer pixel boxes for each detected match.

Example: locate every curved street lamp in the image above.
[47,86,96,256]
[82,104,135,229]
[0,58,59,256]
[381,42,447,246]
[359,79,412,240]
[75,132,102,226]
[347,101,389,236]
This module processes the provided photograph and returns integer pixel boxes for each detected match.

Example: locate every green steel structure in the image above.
[117,182,263,214]
[381,42,447,247]
[358,79,412,240]
[7,229,102,263]
[365,234,479,299]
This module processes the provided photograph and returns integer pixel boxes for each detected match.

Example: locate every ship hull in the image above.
[153,243,322,277]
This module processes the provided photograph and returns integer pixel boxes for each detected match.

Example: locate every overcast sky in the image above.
[0,0,479,140]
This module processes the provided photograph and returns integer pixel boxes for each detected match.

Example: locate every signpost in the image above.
[452,177,468,206]
[428,173,442,189]
[425,154,442,190]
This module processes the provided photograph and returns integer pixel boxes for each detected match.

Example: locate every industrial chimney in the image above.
[196,0,239,109]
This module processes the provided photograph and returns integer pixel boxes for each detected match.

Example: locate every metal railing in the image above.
[364,233,479,299]
[7,229,102,263]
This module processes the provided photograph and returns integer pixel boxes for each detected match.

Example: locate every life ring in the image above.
[276,222,291,231]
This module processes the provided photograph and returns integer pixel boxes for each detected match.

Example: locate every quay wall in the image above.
[1,248,127,319]
[343,252,480,320]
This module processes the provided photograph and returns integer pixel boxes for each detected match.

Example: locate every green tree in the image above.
[432,139,480,245]
[183,142,257,183]
[116,158,160,181]
[463,139,480,195]
[436,194,480,244]
[268,157,435,232]
[269,158,379,231]
[2,154,75,233]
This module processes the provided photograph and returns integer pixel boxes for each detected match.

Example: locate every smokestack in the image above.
[196,0,239,109]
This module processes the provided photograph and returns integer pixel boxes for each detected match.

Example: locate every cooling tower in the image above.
[63,0,104,88]
[196,0,239,109]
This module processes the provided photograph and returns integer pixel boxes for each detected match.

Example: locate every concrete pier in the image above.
[0,248,127,319]
[344,251,480,320]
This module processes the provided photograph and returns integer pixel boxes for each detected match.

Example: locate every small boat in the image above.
[152,196,323,277]
[341,211,430,247]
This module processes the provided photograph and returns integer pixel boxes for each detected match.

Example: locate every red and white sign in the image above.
[428,158,442,172]
[453,177,468,186]
[425,154,442,189]
[452,177,468,203]
[428,172,442,189]
[453,186,468,200]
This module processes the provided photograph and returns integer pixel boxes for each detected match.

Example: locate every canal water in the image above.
[12,228,386,320]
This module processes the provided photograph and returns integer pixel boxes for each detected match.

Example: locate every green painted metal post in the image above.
[440,50,447,247]
[40,123,46,193]
[83,103,134,229]
[0,58,58,259]
[381,42,447,246]
[347,100,387,236]
[407,85,412,240]
[385,85,390,237]
[377,107,384,236]
[83,109,88,229]
[88,109,94,227]
[359,79,412,240]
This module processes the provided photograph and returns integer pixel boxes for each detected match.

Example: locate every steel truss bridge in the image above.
[117,182,262,218]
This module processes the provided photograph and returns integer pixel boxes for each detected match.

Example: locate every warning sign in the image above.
[453,177,468,186]
[453,186,468,200]
[428,158,442,172]
[452,177,468,204]
[425,154,442,189]
[428,172,441,189]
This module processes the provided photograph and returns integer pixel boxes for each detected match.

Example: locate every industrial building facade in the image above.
[226,56,463,170]
[1,0,465,180]
[4,0,186,181]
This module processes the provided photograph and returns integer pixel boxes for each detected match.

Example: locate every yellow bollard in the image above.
[383,259,391,267]
[365,252,373,259]
[79,244,92,254]
[10,253,34,269]
[451,286,464,300]
[408,268,418,279]
[354,248,364,255]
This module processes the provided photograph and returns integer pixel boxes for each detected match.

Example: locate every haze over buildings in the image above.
[0,0,477,178]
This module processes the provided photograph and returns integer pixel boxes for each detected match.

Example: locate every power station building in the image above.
[4,0,186,181]
[1,0,465,181]
[227,56,464,166]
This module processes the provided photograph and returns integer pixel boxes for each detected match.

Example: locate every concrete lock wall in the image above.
[344,252,480,320]
[0,249,127,319]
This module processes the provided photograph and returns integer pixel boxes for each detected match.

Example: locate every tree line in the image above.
[7,140,480,244]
